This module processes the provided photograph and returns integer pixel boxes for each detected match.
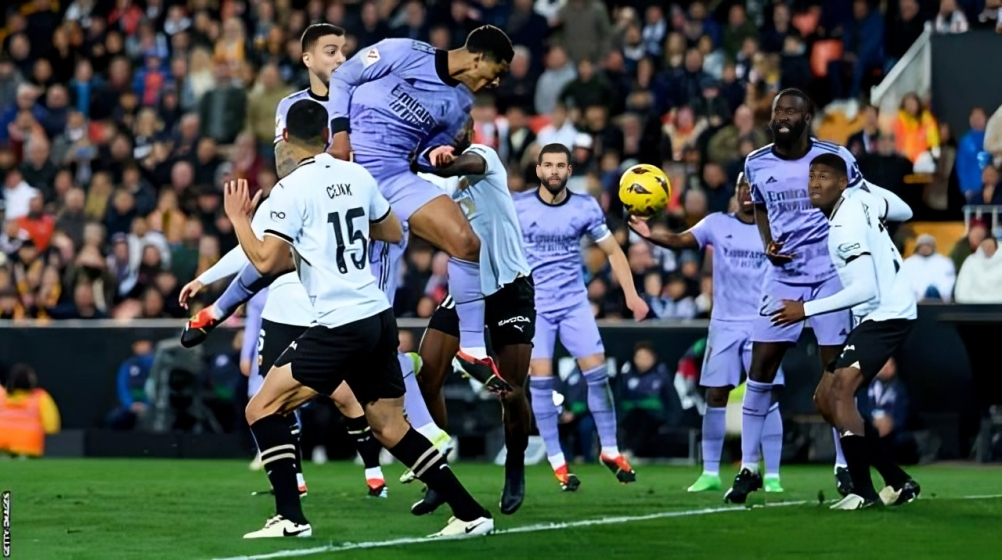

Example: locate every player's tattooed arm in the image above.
[627,217,698,249]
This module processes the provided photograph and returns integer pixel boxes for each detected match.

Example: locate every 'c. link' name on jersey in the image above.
[389,84,435,128]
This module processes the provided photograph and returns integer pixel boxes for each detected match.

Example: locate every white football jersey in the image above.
[418,145,530,295]
[274,89,337,149]
[264,153,392,328]
[827,189,917,324]
[248,197,315,326]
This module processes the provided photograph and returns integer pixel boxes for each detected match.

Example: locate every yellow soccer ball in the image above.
[619,164,671,218]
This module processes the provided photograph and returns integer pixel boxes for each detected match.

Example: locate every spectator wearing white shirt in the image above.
[534,46,576,116]
[535,103,578,150]
[901,234,957,302]
[954,237,1002,303]
[934,0,969,34]
[2,168,39,220]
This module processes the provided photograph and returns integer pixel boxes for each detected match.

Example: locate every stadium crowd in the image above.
[1,0,1001,325]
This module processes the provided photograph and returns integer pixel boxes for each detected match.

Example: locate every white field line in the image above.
[212,494,1002,560]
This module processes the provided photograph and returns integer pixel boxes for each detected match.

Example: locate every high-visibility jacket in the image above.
[0,388,60,457]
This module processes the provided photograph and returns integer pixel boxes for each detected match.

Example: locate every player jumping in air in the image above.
[726,89,912,504]
[772,154,920,510]
[326,27,515,391]
[629,173,788,493]
[515,143,648,491]
[403,133,535,515]
[178,24,388,498]
[229,99,492,539]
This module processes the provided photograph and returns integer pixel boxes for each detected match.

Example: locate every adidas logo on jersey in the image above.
[766,176,778,183]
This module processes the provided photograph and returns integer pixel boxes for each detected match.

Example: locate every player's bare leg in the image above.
[577,352,635,484]
[528,359,579,491]
[725,341,787,504]
[409,198,509,393]
[819,344,853,496]
[417,326,460,429]
[363,396,493,537]
[819,365,881,509]
[243,364,318,538]
[330,382,386,497]
[496,343,532,514]
[690,386,731,492]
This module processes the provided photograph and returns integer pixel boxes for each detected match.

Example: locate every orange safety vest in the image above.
[0,388,46,457]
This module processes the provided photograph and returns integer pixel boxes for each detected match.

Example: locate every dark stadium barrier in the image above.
[1,305,993,459]
[931,30,1002,145]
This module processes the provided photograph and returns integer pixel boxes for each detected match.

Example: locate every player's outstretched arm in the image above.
[627,216,699,249]
[862,180,913,222]
[597,235,650,321]
[428,149,487,179]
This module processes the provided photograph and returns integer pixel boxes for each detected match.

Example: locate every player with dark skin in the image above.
[628,174,785,411]
[772,162,852,432]
[749,93,844,398]
[414,126,533,515]
[329,35,510,268]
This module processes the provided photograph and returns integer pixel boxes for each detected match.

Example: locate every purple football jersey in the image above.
[328,39,474,175]
[514,190,610,314]
[689,213,768,324]
[744,139,862,284]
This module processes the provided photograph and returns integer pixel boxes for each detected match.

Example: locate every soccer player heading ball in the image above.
[327,27,515,391]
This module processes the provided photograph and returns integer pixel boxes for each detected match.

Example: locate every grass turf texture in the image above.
[5,460,1001,559]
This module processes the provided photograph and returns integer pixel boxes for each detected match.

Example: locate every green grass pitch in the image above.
[4,459,1001,559]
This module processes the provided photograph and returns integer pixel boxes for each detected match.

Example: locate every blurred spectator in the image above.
[663,106,707,162]
[0,363,60,457]
[3,167,39,220]
[555,0,612,64]
[394,1,430,42]
[494,46,536,114]
[901,234,956,302]
[722,4,758,61]
[199,63,247,145]
[847,105,881,157]
[535,46,576,116]
[506,0,549,72]
[935,0,970,33]
[886,0,927,68]
[707,105,766,166]
[858,358,922,464]
[975,166,1002,205]
[828,0,885,109]
[956,107,989,201]
[17,194,55,251]
[950,217,990,274]
[106,339,155,430]
[536,102,577,150]
[858,131,915,212]
[618,341,678,458]
[894,92,940,164]
[954,235,1002,303]
[648,273,696,320]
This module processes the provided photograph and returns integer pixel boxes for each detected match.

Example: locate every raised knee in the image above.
[245,401,264,425]
[453,226,480,260]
